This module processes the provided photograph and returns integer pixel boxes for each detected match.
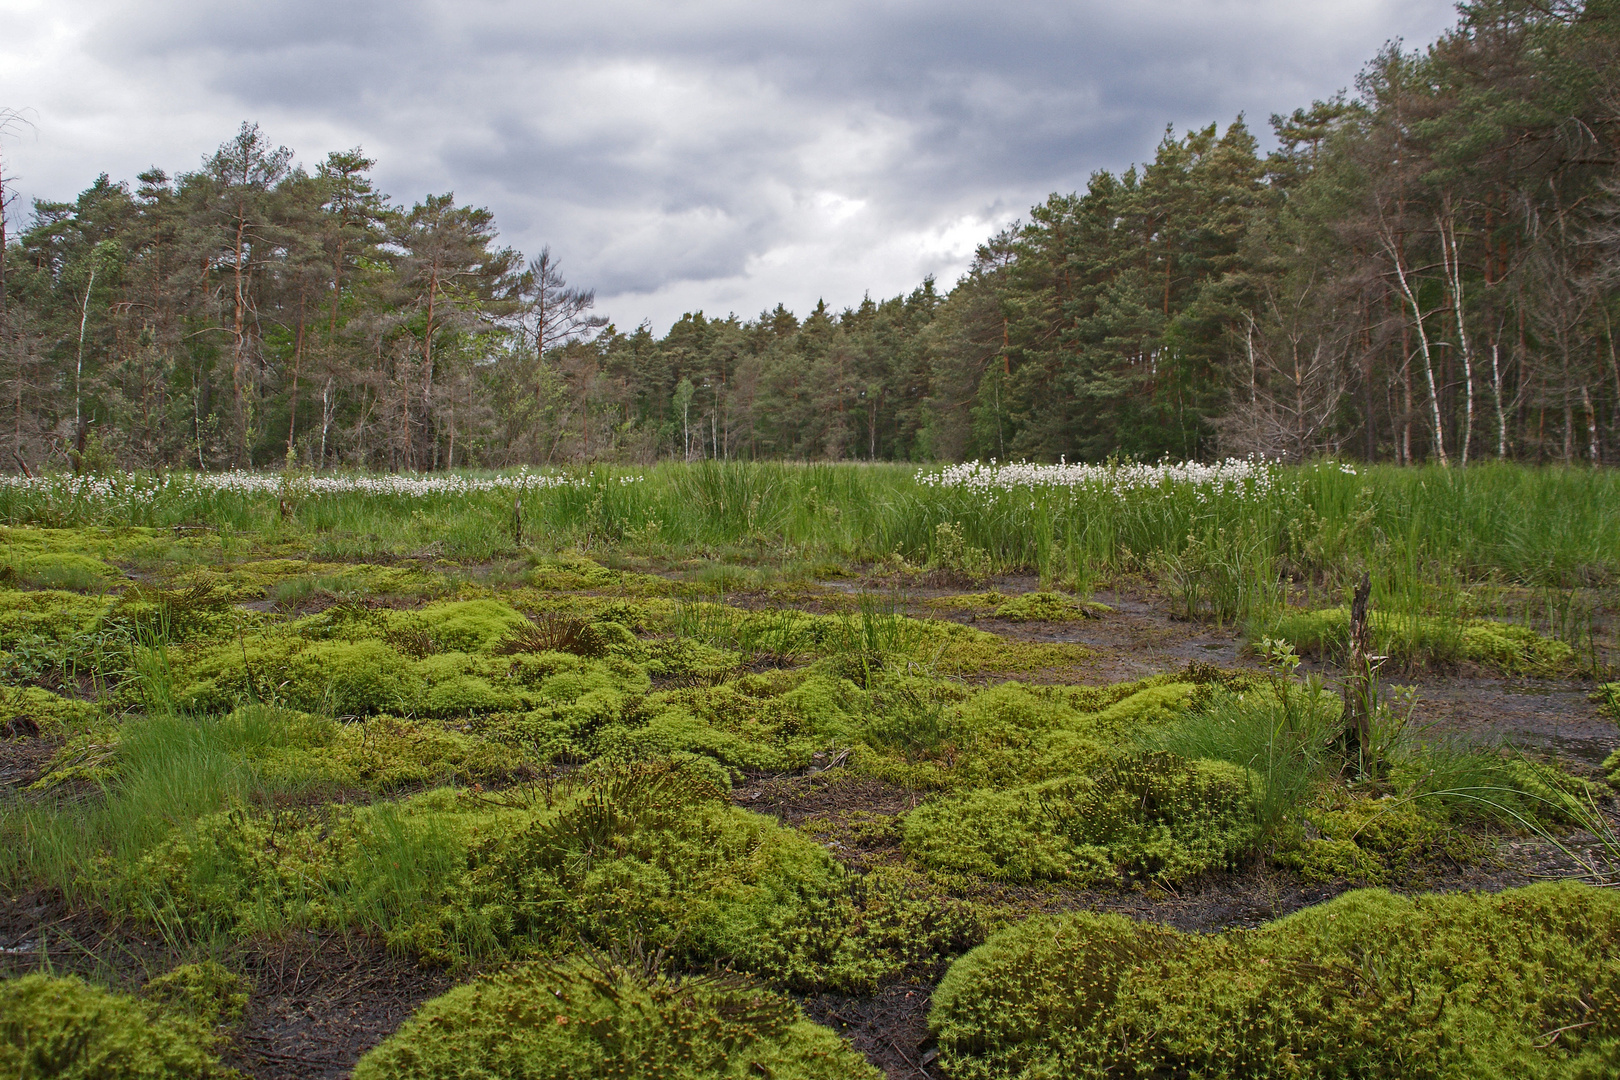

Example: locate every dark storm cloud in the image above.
[4,0,1459,326]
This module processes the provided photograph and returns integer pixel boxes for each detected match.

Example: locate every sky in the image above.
[1,0,1460,332]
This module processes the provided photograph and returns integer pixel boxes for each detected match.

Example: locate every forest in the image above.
[0,0,1617,473]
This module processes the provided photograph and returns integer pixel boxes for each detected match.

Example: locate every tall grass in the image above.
[1149,680,1340,835]
[0,708,306,904]
[1,462,1615,613]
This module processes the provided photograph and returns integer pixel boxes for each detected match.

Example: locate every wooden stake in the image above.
[1342,571,1373,777]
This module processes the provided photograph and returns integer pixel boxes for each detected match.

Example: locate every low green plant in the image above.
[1148,675,1338,837]
[1266,606,1575,674]
[0,973,237,1079]
[931,880,1620,1080]
[135,758,978,988]
[990,590,1105,622]
[903,751,1260,884]
[1273,793,1480,884]
[352,955,882,1080]
[929,521,992,582]
[15,553,118,593]
[142,961,251,1027]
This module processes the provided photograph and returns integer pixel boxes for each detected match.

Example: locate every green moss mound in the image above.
[0,973,237,1079]
[991,590,1106,622]
[143,758,978,989]
[903,751,1259,884]
[1274,797,1478,884]
[15,553,118,592]
[142,961,250,1026]
[169,607,650,725]
[1268,606,1575,674]
[930,880,1620,1080]
[353,956,881,1080]
[0,684,100,737]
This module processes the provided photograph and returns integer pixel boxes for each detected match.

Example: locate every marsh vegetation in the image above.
[1,460,1617,1078]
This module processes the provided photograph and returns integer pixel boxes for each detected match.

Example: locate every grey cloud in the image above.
[15,0,1458,327]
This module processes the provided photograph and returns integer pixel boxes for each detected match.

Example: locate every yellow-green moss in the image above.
[902,752,1259,884]
[142,961,250,1026]
[0,684,101,736]
[141,759,977,988]
[1596,683,1619,722]
[861,679,1197,792]
[0,589,113,648]
[13,552,120,592]
[401,599,533,653]
[1267,606,1576,674]
[353,957,882,1080]
[992,590,1109,622]
[527,552,625,591]
[1273,797,1478,884]
[631,670,863,772]
[0,973,237,1079]
[930,881,1620,1080]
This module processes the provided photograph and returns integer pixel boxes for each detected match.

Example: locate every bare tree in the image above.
[517,247,607,383]
[1220,273,1352,461]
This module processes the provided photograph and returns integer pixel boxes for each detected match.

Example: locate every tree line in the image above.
[1,0,1617,471]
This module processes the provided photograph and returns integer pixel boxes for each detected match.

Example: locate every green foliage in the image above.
[142,961,250,1026]
[0,973,237,1079]
[15,553,118,592]
[630,669,861,772]
[1595,683,1619,723]
[903,751,1260,884]
[1147,681,1339,836]
[855,678,1201,790]
[990,590,1103,621]
[931,881,1620,1080]
[0,684,101,737]
[1155,528,1281,626]
[929,521,993,581]
[136,758,977,988]
[1273,795,1478,884]
[1267,606,1576,674]
[352,956,882,1080]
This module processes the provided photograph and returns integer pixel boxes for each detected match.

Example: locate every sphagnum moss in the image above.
[931,881,1620,1080]
[353,957,882,1080]
[0,973,239,1079]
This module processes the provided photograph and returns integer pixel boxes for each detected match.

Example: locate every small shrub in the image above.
[495,614,609,658]
[352,956,882,1080]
